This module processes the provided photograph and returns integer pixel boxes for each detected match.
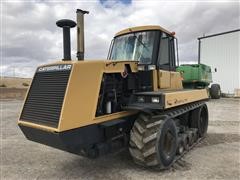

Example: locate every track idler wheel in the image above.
[129,114,178,169]
[190,104,209,137]
[157,118,178,168]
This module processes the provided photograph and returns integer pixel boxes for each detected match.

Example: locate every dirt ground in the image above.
[1,98,240,180]
[0,88,27,99]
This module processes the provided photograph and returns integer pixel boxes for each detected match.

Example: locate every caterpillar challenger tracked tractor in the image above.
[18,9,209,169]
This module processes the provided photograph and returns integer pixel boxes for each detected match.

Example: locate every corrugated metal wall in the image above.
[200,31,240,94]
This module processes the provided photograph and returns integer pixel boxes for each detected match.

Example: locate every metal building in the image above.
[198,29,240,95]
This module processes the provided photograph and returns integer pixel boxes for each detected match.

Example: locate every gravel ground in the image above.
[1,98,240,180]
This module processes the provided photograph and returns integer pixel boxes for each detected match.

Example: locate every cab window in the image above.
[158,33,170,70]
[158,32,176,70]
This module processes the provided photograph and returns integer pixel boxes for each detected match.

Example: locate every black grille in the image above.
[20,69,71,128]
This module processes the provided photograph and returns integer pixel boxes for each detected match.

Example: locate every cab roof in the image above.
[114,25,174,37]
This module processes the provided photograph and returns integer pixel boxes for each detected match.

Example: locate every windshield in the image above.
[109,31,156,64]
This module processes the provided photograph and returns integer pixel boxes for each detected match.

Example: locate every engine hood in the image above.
[18,59,138,132]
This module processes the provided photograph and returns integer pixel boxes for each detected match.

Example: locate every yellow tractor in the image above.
[18,9,209,169]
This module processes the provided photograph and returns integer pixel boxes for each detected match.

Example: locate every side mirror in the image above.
[214,68,217,72]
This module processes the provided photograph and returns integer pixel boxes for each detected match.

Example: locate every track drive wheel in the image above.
[190,104,209,137]
[129,113,177,169]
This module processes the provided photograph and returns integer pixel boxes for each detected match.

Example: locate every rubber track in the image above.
[129,101,206,169]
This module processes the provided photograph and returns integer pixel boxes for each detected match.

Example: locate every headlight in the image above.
[148,65,156,70]
[137,96,145,103]
[151,97,160,103]
[137,65,145,71]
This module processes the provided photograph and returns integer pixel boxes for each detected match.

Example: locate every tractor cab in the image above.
[109,26,178,71]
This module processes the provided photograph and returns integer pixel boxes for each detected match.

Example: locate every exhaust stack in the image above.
[76,9,89,60]
[56,19,76,61]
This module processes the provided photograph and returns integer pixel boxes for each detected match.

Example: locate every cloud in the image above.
[1,0,239,77]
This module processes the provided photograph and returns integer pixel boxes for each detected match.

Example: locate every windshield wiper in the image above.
[133,34,149,51]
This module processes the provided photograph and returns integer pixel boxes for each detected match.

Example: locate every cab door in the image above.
[157,32,182,90]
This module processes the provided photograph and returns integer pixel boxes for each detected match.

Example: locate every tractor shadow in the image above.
[59,133,240,178]
[59,149,190,178]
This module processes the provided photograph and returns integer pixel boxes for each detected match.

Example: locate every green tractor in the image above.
[177,63,221,99]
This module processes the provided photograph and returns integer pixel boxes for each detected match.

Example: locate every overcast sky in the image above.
[1,0,239,77]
